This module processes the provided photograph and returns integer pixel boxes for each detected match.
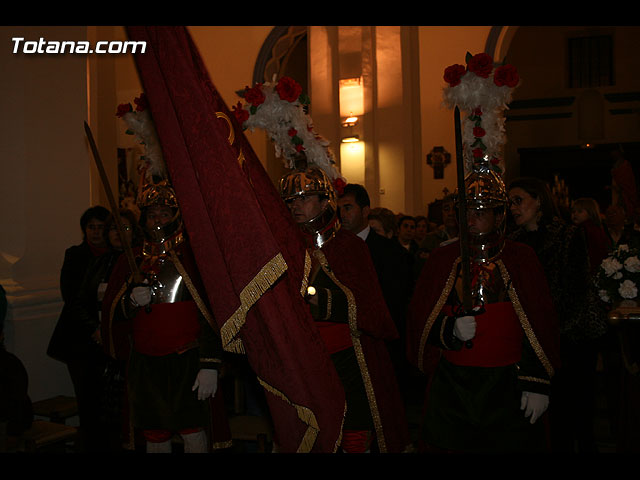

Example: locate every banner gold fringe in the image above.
[257,375,345,453]
[220,252,288,354]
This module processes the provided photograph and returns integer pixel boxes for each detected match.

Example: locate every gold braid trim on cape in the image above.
[416,257,555,379]
[417,258,460,372]
[311,248,388,453]
[496,259,555,378]
[257,375,346,453]
[169,252,216,327]
[300,249,312,296]
[219,252,288,354]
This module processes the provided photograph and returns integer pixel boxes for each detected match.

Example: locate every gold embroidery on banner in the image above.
[237,148,245,168]
[312,249,387,452]
[418,258,459,372]
[497,260,555,378]
[215,112,235,145]
[220,252,288,354]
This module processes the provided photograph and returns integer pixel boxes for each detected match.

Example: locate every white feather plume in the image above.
[239,79,345,183]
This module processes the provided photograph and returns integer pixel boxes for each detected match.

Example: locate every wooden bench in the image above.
[7,420,77,453]
[32,396,78,424]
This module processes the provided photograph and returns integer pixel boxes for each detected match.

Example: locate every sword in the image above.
[83,121,145,287]
[454,107,473,349]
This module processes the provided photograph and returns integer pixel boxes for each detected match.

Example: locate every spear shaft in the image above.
[454,107,474,348]
[83,121,143,284]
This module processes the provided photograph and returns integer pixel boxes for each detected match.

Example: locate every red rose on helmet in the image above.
[472,147,485,158]
[493,64,520,88]
[333,177,346,196]
[244,84,266,107]
[473,126,486,138]
[467,53,494,78]
[276,76,302,102]
[444,64,467,87]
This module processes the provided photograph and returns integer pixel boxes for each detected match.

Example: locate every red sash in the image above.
[315,322,352,354]
[442,302,523,367]
[133,301,201,356]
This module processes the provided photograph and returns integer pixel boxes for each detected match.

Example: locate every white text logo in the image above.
[12,37,146,54]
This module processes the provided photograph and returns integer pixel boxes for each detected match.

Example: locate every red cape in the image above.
[407,239,561,377]
[320,229,411,452]
[125,26,345,452]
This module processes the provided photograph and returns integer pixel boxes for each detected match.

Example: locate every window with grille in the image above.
[568,35,614,88]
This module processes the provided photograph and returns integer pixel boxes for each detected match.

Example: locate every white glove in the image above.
[453,315,476,341]
[192,369,218,400]
[130,284,152,307]
[520,391,549,424]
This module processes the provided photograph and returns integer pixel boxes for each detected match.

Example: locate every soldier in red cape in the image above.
[280,166,411,453]
[101,181,231,452]
[406,166,561,453]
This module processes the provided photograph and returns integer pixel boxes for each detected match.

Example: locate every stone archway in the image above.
[485,26,519,63]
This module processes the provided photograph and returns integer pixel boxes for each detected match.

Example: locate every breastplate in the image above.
[147,258,188,304]
[453,260,508,309]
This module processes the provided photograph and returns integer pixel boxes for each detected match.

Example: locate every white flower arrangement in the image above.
[596,244,640,304]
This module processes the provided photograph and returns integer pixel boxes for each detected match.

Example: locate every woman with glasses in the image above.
[507,177,608,453]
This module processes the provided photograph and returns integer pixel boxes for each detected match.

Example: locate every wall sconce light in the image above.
[339,77,364,118]
[340,135,365,185]
[342,115,359,127]
[341,135,360,143]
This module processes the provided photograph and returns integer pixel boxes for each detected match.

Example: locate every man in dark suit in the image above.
[338,184,414,395]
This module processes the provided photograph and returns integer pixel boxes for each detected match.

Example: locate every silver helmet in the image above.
[137,180,184,246]
[461,164,508,264]
[280,167,340,248]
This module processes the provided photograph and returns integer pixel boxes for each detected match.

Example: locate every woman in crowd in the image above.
[48,208,140,451]
[368,207,398,239]
[48,206,111,370]
[507,177,608,453]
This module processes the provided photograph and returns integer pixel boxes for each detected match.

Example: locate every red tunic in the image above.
[407,239,561,378]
